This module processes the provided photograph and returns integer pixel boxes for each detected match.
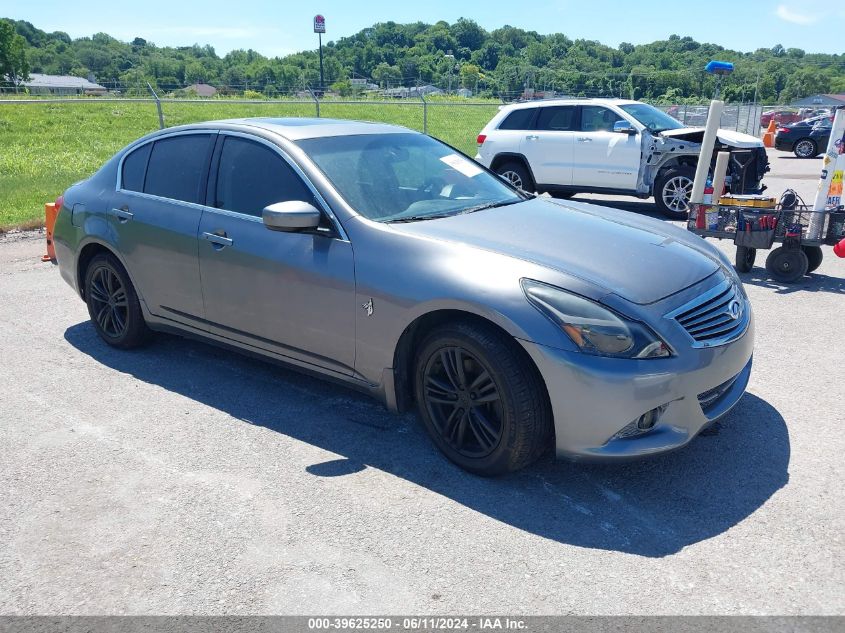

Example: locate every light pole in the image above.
[445,51,455,93]
[314,15,326,92]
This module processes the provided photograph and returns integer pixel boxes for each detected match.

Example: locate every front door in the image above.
[198,134,356,375]
[572,105,640,190]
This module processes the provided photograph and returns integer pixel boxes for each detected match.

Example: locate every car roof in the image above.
[502,98,640,110]
[171,117,414,141]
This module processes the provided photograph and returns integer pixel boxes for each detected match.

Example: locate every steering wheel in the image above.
[422,176,447,197]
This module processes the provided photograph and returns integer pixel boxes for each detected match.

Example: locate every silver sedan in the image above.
[53,118,754,475]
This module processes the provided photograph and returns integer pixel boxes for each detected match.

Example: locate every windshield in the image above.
[297,133,523,223]
[620,103,685,133]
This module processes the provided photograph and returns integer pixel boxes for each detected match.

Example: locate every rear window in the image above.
[144,134,213,204]
[536,106,577,131]
[498,108,537,130]
[121,143,151,192]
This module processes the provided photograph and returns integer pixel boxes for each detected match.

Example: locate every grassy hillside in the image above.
[0,100,499,229]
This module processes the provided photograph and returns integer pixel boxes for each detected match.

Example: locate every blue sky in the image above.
[4,0,844,58]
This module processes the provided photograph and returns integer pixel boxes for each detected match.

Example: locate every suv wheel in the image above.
[654,166,696,219]
[496,162,534,193]
[793,138,817,159]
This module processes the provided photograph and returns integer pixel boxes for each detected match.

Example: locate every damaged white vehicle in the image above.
[475,98,769,218]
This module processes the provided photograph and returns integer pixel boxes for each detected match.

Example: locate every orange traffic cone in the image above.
[41,202,59,263]
[763,119,777,148]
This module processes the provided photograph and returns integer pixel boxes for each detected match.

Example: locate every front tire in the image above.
[765,246,808,283]
[654,166,696,219]
[793,138,817,159]
[84,253,150,348]
[414,321,551,475]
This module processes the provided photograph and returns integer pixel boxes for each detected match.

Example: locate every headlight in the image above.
[521,279,672,359]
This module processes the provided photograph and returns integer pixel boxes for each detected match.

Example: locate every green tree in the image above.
[0,20,30,86]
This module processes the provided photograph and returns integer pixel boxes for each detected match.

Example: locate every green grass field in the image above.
[0,99,500,230]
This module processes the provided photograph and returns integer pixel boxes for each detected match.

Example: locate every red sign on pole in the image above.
[313,15,326,34]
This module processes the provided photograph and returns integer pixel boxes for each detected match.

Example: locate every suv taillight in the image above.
[476,134,486,146]
[55,195,64,210]
[777,128,790,134]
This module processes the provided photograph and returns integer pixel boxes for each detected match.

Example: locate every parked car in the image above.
[53,118,754,475]
[774,114,834,158]
[760,109,801,128]
[475,98,769,219]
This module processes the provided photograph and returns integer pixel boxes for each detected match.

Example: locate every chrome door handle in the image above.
[110,208,134,223]
[525,134,539,140]
[576,137,592,142]
[203,232,233,249]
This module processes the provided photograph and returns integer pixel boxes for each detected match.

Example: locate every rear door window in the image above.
[121,143,151,192]
[143,134,214,204]
[536,106,577,131]
[498,108,537,130]
[214,136,313,216]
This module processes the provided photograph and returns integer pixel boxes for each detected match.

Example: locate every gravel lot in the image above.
[1,149,843,615]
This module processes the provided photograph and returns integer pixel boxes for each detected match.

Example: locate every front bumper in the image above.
[518,312,754,462]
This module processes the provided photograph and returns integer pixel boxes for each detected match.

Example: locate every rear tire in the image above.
[495,162,534,193]
[793,138,817,159]
[735,245,756,273]
[654,165,696,219]
[84,253,150,348]
[802,245,823,273]
[765,246,808,283]
[414,321,551,476]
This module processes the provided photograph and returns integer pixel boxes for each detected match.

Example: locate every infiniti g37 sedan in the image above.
[53,118,754,475]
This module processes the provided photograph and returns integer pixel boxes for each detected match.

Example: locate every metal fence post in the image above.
[308,86,320,117]
[146,82,164,129]
[420,91,427,135]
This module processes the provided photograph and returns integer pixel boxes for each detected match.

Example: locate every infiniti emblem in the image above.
[728,299,742,320]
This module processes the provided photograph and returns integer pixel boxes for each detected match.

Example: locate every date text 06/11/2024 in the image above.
[307,617,527,630]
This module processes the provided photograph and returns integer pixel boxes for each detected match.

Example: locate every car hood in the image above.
[389,197,721,305]
[659,127,764,148]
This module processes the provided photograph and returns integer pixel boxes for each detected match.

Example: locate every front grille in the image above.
[668,277,749,348]
[698,374,739,412]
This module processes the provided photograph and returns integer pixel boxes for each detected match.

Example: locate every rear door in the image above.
[520,105,577,186]
[572,105,640,190]
[112,132,216,321]
[483,106,538,168]
[197,133,356,375]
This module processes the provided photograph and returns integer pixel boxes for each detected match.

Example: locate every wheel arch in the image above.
[652,156,698,191]
[489,153,537,188]
[76,239,139,303]
[389,309,552,423]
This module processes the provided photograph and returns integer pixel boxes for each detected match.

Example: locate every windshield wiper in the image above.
[384,212,458,224]
[459,199,523,214]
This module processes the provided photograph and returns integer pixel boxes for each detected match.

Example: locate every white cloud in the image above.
[775,4,819,25]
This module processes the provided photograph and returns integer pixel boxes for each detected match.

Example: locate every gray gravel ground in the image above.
[0,149,843,615]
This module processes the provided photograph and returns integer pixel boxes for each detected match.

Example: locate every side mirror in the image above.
[613,120,637,135]
[262,201,321,232]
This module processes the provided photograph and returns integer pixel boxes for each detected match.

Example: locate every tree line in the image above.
[2,16,843,102]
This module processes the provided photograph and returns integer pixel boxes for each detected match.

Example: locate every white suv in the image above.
[475,98,769,218]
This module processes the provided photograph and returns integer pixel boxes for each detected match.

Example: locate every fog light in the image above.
[611,405,668,441]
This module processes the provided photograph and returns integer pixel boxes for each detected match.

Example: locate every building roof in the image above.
[23,73,106,90]
[185,83,217,97]
[791,94,845,107]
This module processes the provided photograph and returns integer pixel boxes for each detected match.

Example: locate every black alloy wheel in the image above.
[84,253,150,348]
[422,345,504,459]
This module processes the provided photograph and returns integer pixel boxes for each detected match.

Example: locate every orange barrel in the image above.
[42,201,59,263]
